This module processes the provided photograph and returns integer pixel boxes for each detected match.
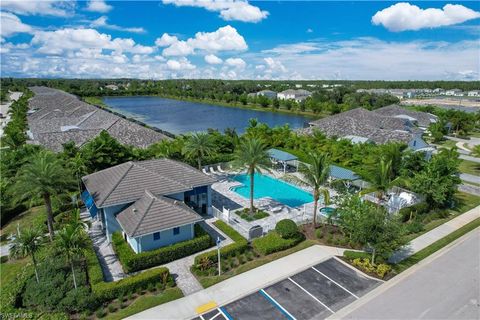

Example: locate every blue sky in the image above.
[1,1,479,80]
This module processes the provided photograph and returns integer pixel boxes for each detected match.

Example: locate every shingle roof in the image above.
[116,190,202,237]
[373,105,437,128]
[304,108,415,144]
[27,86,169,151]
[82,158,216,208]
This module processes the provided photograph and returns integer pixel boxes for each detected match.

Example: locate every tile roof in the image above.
[116,190,202,238]
[82,158,216,208]
[27,86,169,151]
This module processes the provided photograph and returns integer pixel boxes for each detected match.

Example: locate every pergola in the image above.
[268,148,298,173]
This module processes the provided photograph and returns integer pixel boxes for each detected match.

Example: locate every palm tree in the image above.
[182,132,216,170]
[55,224,88,289]
[288,152,330,227]
[232,138,271,214]
[13,150,75,241]
[366,158,396,201]
[68,153,88,195]
[9,227,45,283]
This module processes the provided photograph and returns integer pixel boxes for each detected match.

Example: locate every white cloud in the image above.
[1,0,73,16]
[31,28,154,55]
[225,57,246,68]
[264,57,287,73]
[155,33,179,46]
[162,0,268,23]
[166,58,196,70]
[306,28,313,33]
[372,3,480,32]
[262,42,319,54]
[90,16,145,33]
[204,54,223,64]
[162,25,247,56]
[85,0,112,13]
[0,12,33,38]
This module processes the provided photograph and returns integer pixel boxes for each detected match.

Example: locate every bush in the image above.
[399,202,430,222]
[84,239,104,285]
[193,221,248,268]
[93,267,170,303]
[351,258,391,279]
[315,228,323,239]
[239,209,269,221]
[113,224,214,273]
[96,309,107,318]
[344,250,371,261]
[405,220,425,234]
[275,219,299,239]
[252,231,304,255]
[376,264,392,278]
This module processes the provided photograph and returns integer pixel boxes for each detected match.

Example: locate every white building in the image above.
[256,90,277,99]
[467,90,480,97]
[277,89,312,102]
[445,89,463,96]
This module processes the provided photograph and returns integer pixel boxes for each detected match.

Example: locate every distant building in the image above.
[433,88,445,95]
[256,90,277,99]
[467,90,480,97]
[295,84,303,88]
[277,89,312,102]
[445,89,463,96]
[105,84,119,91]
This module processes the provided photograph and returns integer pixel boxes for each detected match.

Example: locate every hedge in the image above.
[194,221,248,266]
[399,202,430,222]
[275,219,299,239]
[343,250,371,261]
[113,224,214,273]
[84,239,104,285]
[252,231,304,255]
[92,267,171,303]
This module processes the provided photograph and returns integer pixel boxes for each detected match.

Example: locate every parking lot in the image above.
[193,258,381,320]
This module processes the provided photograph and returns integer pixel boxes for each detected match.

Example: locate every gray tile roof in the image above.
[373,105,438,128]
[82,158,216,208]
[27,86,169,151]
[116,190,202,238]
[304,107,416,144]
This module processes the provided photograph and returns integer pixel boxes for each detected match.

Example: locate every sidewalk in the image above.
[389,205,480,263]
[129,245,347,320]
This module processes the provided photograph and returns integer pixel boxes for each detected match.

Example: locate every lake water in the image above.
[102,96,312,135]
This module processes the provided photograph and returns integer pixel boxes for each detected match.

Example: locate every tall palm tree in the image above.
[182,132,216,170]
[9,227,45,283]
[13,150,75,241]
[232,138,271,214]
[288,152,330,227]
[55,224,88,289]
[68,153,88,195]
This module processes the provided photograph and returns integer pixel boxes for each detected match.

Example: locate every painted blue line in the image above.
[219,307,234,320]
[259,290,294,320]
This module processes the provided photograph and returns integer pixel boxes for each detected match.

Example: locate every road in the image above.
[339,229,480,320]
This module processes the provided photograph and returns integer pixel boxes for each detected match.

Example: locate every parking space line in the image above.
[219,307,233,320]
[199,315,205,320]
[288,277,334,314]
[311,266,360,299]
[259,289,296,320]
[210,311,222,320]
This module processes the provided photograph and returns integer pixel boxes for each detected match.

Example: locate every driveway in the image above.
[337,229,480,320]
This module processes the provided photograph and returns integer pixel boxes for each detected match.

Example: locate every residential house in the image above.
[373,105,437,130]
[467,90,480,97]
[81,158,216,252]
[256,90,277,99]
[277,89,312,102]
[445,89,463,96]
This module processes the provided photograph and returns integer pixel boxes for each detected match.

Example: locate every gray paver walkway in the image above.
[458,183,480,196]
[460,154,480,163]
[389,205,480,263]
[88,220,126,282]
[460,173,480,184]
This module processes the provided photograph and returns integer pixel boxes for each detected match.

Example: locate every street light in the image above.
[217,236,222,276]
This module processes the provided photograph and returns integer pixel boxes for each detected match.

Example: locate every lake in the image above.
[102,96,312,135]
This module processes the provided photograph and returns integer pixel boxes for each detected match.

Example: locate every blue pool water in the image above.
[232,173,313,207]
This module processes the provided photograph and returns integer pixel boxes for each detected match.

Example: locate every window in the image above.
[173,227,180,235]
[153,232,160,241]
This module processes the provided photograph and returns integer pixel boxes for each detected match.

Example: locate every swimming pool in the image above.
[232,173,313,207]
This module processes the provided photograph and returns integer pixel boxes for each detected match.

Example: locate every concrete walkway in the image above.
[460,154,480,163]
[129,245,347,320]
[458,183,480,196]
[88,220,126,282]
[0,244,11,257]
[389,205,480,263]
[460,173,480,185]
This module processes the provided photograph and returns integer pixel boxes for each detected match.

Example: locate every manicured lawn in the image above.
[0,257,30,286]
[459,160,480,176]
[0,206,46,243]
[433,139,457,149]
[105,287,183,320]
[394,218,480,274]
[196,240,315,288]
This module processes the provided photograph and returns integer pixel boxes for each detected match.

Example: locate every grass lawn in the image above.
[83,96,110,109]
[404,191,480,242]
[459,160,480,176]
[104,287,183,320]
[433,139,457,149]
[0,257,30,286]
[394,218,480,274]
[238,209,269,222]
[196,240,315,288]
[0,206,46,243]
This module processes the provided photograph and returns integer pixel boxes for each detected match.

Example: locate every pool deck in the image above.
[211,171,337,237]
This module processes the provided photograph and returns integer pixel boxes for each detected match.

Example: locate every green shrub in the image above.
[315,228,323,239]
[399,202,429,222]
[344,250,371,261]
[376,264,392,278]
[275,219,299,239]
[113,224,213,273]
[352,258,376,273]
[193,221,248,269]
[84,239,104,285]
[93,267,170,303]
[96,309,107,318]
[252,231,304,255]
[405,220,425,234]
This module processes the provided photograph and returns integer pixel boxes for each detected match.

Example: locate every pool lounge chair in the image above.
[217,165,226,173]
[209,167,216,174]
[202,168,210,175]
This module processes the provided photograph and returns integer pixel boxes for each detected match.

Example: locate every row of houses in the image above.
[248,89,313,102]
[27,86,169,151]
[357,88,480,99]
[302,105,437,154]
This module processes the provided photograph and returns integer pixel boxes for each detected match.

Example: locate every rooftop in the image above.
[268,148,298,162]
[116,190,202,238]
[82,158,217,208]
[373,105,437,128]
